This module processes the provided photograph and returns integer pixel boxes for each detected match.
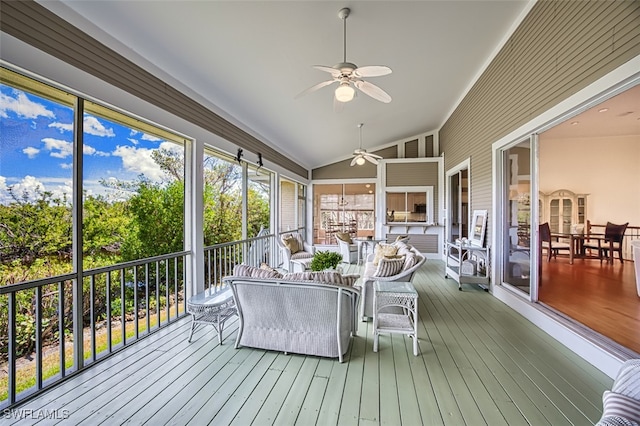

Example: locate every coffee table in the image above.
[187,286,237,344]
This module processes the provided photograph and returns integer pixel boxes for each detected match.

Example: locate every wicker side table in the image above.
[373,281,419,356]
[187,286,237,344]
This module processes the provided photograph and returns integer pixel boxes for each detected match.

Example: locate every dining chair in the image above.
[583,222,628,263]
[539,222,571,261]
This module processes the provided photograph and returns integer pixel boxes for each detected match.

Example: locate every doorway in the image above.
[446,160,469,243]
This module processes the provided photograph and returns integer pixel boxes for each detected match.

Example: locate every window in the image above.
[312,183,375,244]
[385,187,433,224]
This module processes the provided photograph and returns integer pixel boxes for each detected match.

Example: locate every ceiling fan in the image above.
[351,123,382,166]
[296,7,392,104]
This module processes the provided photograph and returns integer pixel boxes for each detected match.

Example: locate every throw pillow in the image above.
[234,264,282,279]
[260,263,279,273]
[373,257,405,277]
[402,253,418,272]
[602,391,640,425]
[373,243,399,266]
[283,235,300,254]
[395,241,412,257]
[282,271,360,287]
[336,232,353,244]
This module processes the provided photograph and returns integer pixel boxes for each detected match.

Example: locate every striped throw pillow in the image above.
[373,257,405,277]
[233,264,282,279]
[602,391,640,425]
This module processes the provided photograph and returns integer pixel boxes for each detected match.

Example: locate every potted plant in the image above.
[310,250,343,271]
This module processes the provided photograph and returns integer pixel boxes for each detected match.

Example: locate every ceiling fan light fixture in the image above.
[355,156,366,165]
[335,83,355,102]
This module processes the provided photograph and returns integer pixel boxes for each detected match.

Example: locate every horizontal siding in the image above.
[386,162,439,187]
[312,145,398,180]
[440,0,640,242]
[385,234,439,254]
[426,134,435,157]
[405,139,419,158]
[0,0,308,179]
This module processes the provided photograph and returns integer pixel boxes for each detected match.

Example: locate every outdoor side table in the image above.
[187,286,237,344]
[373,281,419,356]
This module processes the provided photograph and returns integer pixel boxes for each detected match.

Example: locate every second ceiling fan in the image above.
[297,7,392,104]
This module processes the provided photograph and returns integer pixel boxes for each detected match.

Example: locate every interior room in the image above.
[537,84,640,355]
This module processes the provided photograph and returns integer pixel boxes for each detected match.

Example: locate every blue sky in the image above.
[0,83,181,204]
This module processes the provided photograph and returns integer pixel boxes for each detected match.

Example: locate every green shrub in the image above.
[310,250,342,271]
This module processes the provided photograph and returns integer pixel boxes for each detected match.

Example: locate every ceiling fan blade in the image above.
[367,152,383,159]
[364,155,379,165]
[313,65,342,78]
[353,65,392,78]
[295,79,336,99]
[354,80,392,103]
[350,156,359,166]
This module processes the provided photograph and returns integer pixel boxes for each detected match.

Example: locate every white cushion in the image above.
[601,391,640,425]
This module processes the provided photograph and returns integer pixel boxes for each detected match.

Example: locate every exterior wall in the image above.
[439,0,640,240]
[279,180,296,232]
[312,146,397,180]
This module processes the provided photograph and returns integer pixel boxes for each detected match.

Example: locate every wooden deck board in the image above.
[8,260,613,426]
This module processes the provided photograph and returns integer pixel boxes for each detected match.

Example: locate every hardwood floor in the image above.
[5,261,613,425]
[538,256,640,355]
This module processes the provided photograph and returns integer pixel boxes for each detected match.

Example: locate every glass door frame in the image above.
[494,134,540,302]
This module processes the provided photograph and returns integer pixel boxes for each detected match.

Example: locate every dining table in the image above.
[550,232,609,264]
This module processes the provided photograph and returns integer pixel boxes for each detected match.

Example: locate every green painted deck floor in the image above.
[8,261,612,425]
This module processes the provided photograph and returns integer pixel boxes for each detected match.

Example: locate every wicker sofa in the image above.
[224,273,360,362]
[360,242,425,320]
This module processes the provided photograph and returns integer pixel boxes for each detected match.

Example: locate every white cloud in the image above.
[22,146,40,158]
[0,176,6,192]
[40,138,106,158]
[159,141,183,154]
[84,116,115,137]
[83,144,96,155]
[0,91,55,119]
[0,176,74,205]
[112,145,167,182]
[43,138,73,158]
[49,122,73,132]
[4,175,45,202]
[141,133,162,142]
[60,163,73,169]
[50,181,73,202]
[127,138,139,145]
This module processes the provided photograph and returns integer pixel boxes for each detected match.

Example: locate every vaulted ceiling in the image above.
[40,0,531,170]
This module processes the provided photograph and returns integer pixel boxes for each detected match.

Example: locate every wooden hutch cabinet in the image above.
[539,189,588,234]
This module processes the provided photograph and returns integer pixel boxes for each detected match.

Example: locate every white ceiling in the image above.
[40,0,532,169]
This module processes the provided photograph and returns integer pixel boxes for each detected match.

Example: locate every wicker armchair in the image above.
[277,232,314,271]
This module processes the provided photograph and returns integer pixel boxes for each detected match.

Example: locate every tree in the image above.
[0,188,71,265]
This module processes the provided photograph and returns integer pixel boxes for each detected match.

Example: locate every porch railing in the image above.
[1,228,307,408]
[0,251,189,408]
[203,228,305,292]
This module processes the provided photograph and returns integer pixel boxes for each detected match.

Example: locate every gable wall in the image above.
[439,0,640,239]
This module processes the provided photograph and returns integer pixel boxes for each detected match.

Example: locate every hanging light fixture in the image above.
[335,81,355,103]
